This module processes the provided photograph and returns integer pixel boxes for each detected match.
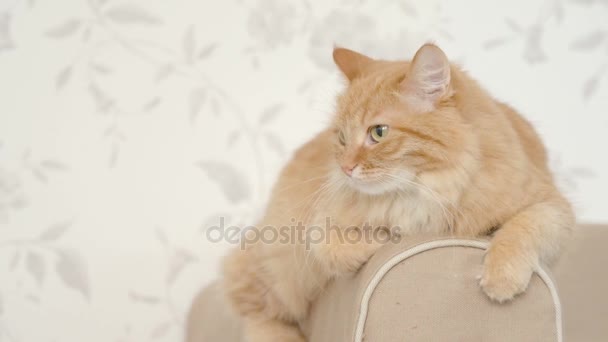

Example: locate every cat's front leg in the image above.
[480,196,574,302]
[244,317,305,342]
[311,223,388,276]
[223,246,310,341]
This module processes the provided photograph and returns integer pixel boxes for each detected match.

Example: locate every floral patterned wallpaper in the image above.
[0,0,606,341]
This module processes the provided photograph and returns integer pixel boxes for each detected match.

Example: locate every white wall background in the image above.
[0,0,606,341]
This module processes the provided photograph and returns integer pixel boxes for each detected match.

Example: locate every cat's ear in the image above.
[402,43,452,112]
[333,47,374,81]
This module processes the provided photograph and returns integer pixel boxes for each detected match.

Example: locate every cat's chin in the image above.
[347,178,397,196]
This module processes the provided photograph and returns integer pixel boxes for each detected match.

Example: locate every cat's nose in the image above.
[341,164,357,177]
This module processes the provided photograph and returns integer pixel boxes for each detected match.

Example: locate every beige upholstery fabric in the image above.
[303,239,559,342]
[186,225,608,342]
[362,247,556,342]
[552,225,608,341]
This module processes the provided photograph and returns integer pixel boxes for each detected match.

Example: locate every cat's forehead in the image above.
[335,80,402,128]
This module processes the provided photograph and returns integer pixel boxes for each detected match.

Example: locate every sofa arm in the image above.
[301,237,560,342]
[186,225,607,342]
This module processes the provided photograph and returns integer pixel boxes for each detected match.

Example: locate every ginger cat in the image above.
[222,43,574,341]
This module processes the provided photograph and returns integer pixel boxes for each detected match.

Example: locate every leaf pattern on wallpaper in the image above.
[154,226,169,247]
[571,0,608,5]
[129,291,161,305]
[523,25,547,63]
[198,43,218,59]
[9,250,22,270]
[127,231,201,340]
[483,0,608,99]
[104,4,162,26]
[189,87,207,123]
[45,19,82,38]
[197,161,251,203]
[480,0,567,64]
[1,218,89,335]
[150,321,173,339]
[26,251,46,285]
[258,104,283,125]
[40,160,69,171]
[398,2,418,18]
[309,9,376,69]
[570,30,606,50]
[551,155,596,200]
[166,248,197,285]
[154,64,173,82]
[482,37,509,50]
[0,169,27,221]
[0,12,14,52]
[247,0,306,49]
[583,76,600,99]
[91,62,112,75]
[182,25,196,63]
[569,29,607,100]
[263,132,285,157]
[210,97,222,116]
[55,66,73,89]
[142,96,161,111]
[23,153,69,184]
[201,213,233,233]
[55,249,90,300]
[226,130,241,148]
[39,221,72,241]
[88,83,114,112]
[1,150,68,223]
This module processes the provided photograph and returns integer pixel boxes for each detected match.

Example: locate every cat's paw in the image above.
[312,239,381,276]
[479,247,535,303]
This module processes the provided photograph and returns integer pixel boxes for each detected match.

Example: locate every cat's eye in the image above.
[338,131,346,146]
[369,125,389,143]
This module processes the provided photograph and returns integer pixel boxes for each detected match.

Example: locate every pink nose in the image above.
[341,164,357,177]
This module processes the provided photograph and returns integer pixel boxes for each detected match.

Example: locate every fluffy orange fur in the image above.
[222,44,574,341]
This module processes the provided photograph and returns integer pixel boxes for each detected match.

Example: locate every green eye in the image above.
[370,125,389,143]
[338,131,346,145]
